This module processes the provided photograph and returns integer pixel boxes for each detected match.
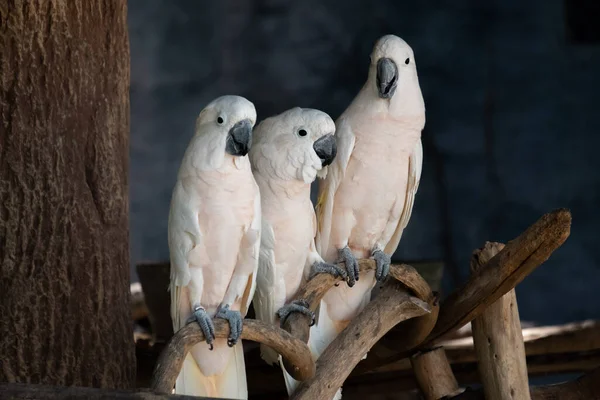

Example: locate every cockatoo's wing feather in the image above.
[253,219,279,364]
[384,138,423,255]
[168,180,203,330]
[239,187,262,316]
[315,116,356,257]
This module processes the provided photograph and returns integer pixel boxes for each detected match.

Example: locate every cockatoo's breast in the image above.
[334,119,421,256]
[262,186,314,304]
[191,161,259,311]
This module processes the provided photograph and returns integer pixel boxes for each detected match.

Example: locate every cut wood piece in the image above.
[289,280,431,400]
[410,347,464,400]
[470,242,531,400]
[150,319,314,394]
[433,319,600,364]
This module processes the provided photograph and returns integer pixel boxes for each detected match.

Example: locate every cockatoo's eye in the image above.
[298,129,308,137]
[217,116,225,125]
[405,58,410,65]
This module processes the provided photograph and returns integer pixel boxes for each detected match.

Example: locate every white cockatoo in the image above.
[168,95,261,399]
[313,35,425,398]
[249,107,342,395]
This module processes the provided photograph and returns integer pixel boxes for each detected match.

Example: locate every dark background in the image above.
[128,0,600,326]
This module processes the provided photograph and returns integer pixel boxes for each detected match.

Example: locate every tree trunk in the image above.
[0,0,133,389]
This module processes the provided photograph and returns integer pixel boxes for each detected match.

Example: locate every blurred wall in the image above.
[128,0,600,324]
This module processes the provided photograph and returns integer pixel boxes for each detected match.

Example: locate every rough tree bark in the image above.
[0,0,134,388]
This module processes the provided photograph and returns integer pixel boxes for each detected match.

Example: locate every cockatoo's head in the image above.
[195,95,257,157]
[368,34,418,100]
[250,107,337,184]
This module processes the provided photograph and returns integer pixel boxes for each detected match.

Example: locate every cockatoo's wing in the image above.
[384,138,423,255]
[168,180,204,331]
[238,187,262,316]
[253,219,279,365]
[315,116,356,258]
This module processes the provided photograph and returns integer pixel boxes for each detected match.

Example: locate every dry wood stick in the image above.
[150,319,314,394]
[410,347,464,400]
[352,208,572,374]
[470,242,530,400]
[289,280,431,400]
[428,208,571,344]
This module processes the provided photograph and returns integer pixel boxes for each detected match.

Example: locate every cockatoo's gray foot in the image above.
[372,249,391,282]
[309,261,348,281]
[276,299,315,328]
[215,304,243,347]
[339,246,359,287]
[187,306,216,350]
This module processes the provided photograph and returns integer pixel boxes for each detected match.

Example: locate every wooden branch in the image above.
[0,383,217,399]
[351,209,571,375]
[289,280,431,400]
[470,242,530,400]
[448,366,600,400]
[410,347,464,400]
[150,319,314,394]
[427,208,571,345]
[280,261,438,380]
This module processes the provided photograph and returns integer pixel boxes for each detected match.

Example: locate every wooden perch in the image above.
[289,280,431,400]
[428,208,571,344]
[282,260,435,340]
[352,208,571,374]
[470,242,530,400]
[150,319,314,394]
[411,347,464,399]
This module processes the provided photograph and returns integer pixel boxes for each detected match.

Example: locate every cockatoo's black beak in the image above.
[313,134,337,167]
[226,119,253,156]
[376,57,398,99]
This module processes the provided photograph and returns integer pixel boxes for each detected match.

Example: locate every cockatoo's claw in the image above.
[215,304,243,347]
[276,299,315,328]
[339,246,359,287]
[372,249,391,282]
[189,306,216,349]
[309,261,348,281]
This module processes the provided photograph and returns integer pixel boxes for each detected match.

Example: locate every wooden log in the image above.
[0,383,217,399]
[470,242,531,400]
[433,320,600,364]
[410,347,464,400]
[150,319,314,394]
[428,209,571,344]
[0,0,134,388]
[356,209,572,373]
[290,281,431,400]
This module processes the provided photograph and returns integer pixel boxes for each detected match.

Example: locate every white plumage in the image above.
[313,34,426,399]
[250,107,339,396]
[168,95,261,399]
